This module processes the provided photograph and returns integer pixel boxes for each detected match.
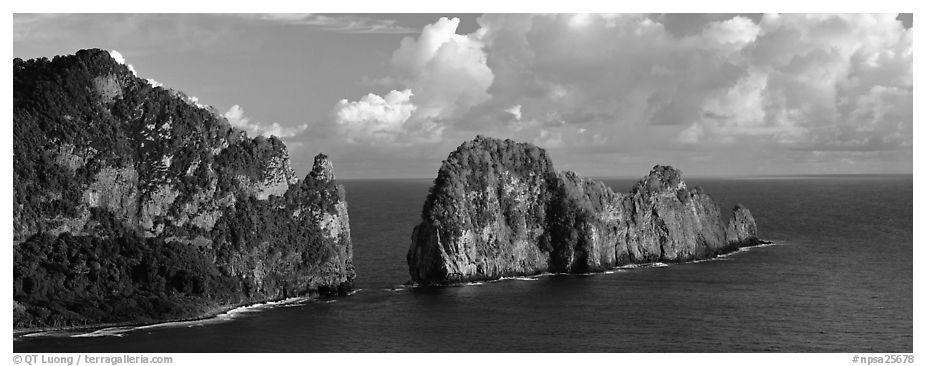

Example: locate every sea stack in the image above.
[13,49,354,328]
[407,136,761,285]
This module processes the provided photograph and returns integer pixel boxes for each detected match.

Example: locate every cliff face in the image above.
[408,136,760,285]
[409,138,556,283]
[13,49,354,328]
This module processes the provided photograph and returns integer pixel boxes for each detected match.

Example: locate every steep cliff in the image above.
[408,136,762,285]
[13,49,354,329]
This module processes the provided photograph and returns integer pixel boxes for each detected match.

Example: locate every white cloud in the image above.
[330,17,494,146]
[332,89,420,144]
[458,14,911,157]
[145,78,163,88]
[390,17,494,120]
[108,49,126,64]
[186,95,208,110]
[322,13,911,175]
[108,49,137,76]
[506,104,522,120]
[701,16,760,46]
[681,69,806,145]
[224,105,307,138]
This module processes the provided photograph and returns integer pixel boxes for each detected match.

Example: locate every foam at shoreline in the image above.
[17,296,322,339]
[402,242,778,289]
[618,262,669,269]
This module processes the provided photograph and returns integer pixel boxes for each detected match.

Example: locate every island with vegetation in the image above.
[407,136,762,285]
[13,49,355,330]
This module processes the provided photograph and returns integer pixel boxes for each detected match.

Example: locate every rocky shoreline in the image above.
[404,238,773,288]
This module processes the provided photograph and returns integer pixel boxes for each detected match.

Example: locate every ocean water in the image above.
[14,176,913,352]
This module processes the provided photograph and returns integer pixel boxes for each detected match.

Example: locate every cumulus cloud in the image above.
[331,17,494,146]
[108,49,137,76]
[108,49,126,64]
[390,17,494,120]
[680,13,912,153]
[701,16,760,47]
[224,105,307,138]
[326,13,911,175]
[460,14,910,163]
[332,89,424,144]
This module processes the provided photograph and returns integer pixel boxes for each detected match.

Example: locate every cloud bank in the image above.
[326,13,911,176]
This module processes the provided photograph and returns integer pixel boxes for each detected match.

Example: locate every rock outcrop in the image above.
[13,49,354,328]
[408,136,761,285]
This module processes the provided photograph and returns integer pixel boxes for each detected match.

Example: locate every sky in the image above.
[13,13,914,179]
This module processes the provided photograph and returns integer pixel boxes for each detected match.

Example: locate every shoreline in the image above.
[14,302,239,338]
[13,293,336,339]
[408,239,775,287]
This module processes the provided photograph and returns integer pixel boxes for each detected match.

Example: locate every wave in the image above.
[215,304,263,320]
[739,241,779,252]
[281,302,308,308]
[21,329,105,338]
[215,297,312,320]
[689,241,781,263]
[491,276,541,282]
[70,327,134,338]
[618,262,670,269]
[689,257,731,264]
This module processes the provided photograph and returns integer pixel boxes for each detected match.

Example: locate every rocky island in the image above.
[13,49,354,329]
[408,136,762,285]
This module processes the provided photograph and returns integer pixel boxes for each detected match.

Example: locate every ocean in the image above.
[13,175,913,352]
